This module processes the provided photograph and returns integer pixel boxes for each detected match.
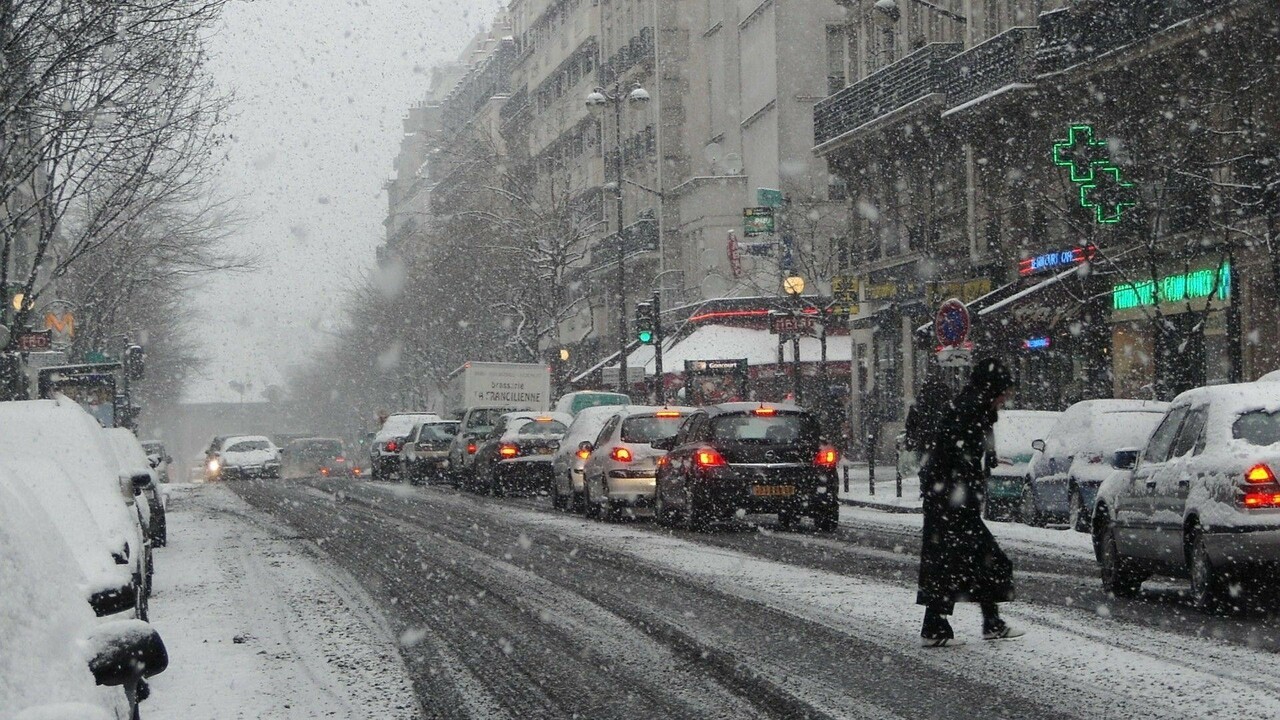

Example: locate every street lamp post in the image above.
[586,82,650,394]
[784,275,805,404]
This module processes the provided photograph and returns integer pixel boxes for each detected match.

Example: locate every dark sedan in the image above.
[469,412,573,497]
[281,438,354,478]
[653,403,840,532]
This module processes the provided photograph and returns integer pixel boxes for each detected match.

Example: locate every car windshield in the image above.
[298,440,343,455]
[226,440,270,453]
[418,424,457,441]
[710,413,813,444]
[1233,410,1280,447]
[621,415,686,443]
[515,419,567,437]
[466,409,511,434]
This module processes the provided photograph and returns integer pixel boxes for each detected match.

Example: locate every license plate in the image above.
[752,485,795,497]
[536,447,555,455]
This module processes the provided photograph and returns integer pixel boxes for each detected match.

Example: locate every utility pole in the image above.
[651,289,663,404]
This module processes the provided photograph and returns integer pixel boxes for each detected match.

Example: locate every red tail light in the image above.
[1246,464,1276,484]
[695,448,727,468]
[335,456,345,463]
[353,468,362,476]
[499,443,519,459]
[753,406,777,416]
[385,441,400,453]
[814,447,839,469]
[576,448,591,460]
[1243,492,1280,508]
[655,410,682,418]
[466,442,477,455]
[320,467,330,476]
[610,447,633,463]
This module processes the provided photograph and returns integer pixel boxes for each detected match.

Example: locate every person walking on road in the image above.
[903,366,952,467]
[916,357,1023,647]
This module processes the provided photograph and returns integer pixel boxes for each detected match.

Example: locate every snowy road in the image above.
[229,478,1280,720]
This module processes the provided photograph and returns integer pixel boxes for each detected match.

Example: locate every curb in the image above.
[839,497,922,514]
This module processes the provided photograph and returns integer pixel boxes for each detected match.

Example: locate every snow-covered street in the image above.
[145,484,420,720]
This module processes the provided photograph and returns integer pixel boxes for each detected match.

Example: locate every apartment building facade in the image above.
[816,0,1280,453]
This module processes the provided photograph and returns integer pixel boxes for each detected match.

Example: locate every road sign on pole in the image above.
[757,188,784,207]
[743,207,775,236]
[934,298,971,348]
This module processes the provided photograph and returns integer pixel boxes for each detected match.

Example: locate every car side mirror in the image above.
[578,441,594,454]
[130,473,152,493]
[651,436,677,451]
[86,620,169,687]
[1112,448,1139,470]
[1031,439,1046,453]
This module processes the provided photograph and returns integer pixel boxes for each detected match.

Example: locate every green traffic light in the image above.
[637,330,653,344]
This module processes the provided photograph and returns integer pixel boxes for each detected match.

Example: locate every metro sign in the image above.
[1018,245,1097,277]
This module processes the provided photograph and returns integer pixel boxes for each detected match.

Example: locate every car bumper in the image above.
[495,458,554,487]
[696,473,839,516]
[223,465,280,479]
[1203,526,1280,566]
[603,474,656,506]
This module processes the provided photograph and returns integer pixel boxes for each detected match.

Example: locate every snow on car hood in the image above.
[0,470,121,717]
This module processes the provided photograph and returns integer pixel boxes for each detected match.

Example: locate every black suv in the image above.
[652,403,840,531]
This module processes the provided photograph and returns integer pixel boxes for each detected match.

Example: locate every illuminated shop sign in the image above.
[1023,336,1052,350]
[1018,245,1097,277]
[1111,263,1231,311]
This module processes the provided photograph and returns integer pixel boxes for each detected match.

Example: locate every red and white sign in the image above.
[934,298,970,348]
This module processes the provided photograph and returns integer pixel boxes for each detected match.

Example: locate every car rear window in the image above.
[466,408,511,433]
[418,424,457,441]
[621,415,686,443]
[516,419,568,436]
[1233,410,1280,447]
[709,413,814,444]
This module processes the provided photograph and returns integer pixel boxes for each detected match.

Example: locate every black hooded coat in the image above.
[916,358,1016,610]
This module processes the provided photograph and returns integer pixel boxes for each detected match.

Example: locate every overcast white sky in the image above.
[186,0,503,402]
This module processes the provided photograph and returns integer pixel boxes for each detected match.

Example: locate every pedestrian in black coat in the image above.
[916,356,1023,646]
[904,370,953,458]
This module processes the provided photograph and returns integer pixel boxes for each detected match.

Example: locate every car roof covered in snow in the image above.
[1171,382,1280,452]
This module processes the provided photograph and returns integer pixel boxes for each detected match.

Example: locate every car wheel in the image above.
[1020,481,1044,527]
[654,484,676,526]
[1189,526,1231,614]
[1099,522,1145,598]
[583,478,600,520]
[683,488,709,532]
[814,506,839,532]
[1068,486,1089,533]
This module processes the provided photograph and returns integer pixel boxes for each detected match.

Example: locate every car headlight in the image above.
[208,458,220,472]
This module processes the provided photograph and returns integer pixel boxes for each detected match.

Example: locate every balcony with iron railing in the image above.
[945,27,1037,111]
[1037,0,1232,74]
[814,42,960,149]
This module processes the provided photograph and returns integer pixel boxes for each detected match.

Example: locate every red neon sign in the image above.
[1018,245,1097,277]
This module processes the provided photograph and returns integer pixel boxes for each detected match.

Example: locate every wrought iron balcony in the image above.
[945,27,1037,111]
[1037,0,1230,73]
[814,42,960,149]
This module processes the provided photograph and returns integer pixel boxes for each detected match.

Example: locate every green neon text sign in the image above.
[1111,263,1231,311]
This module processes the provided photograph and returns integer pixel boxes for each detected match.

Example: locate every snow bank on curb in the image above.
[145,484,420,719]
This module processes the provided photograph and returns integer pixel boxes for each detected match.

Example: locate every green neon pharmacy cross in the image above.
[1080,165,1137,224]
[1052,124,1111,183]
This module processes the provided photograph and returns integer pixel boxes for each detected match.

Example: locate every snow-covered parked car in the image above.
[213,435,282,480]
[1257,369,1280,383]
[1021,399,1168,530]
[0,466,169,719]
[105,428,168,548]
[1092,382,1280,612]
[0,400,152,618]
[985,409,1061,521]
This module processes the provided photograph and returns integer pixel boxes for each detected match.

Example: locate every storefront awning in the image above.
[631,324,852,374]
[915,264,1088,336]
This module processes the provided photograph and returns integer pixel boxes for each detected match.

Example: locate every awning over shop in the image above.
[628,324,852,374]
[915,264,1088,336]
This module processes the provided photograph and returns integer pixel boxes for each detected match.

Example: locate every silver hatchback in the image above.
[581,406,693,520]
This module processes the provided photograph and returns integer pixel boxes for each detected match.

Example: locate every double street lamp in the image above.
[586,82,650,393]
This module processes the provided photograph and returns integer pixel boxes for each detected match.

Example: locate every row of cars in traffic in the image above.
[366,393,843,533]
[969,377,1280,611]
[0,399,173,719]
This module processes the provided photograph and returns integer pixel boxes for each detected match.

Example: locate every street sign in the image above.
[743,207,775,236]
[14,330,52,352]
[934,298,970,348]
[769,312,816,336]
[602,366,645,386]
[757,188,784,207]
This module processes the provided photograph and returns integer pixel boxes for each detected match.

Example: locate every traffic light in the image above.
[635,301,655,344]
